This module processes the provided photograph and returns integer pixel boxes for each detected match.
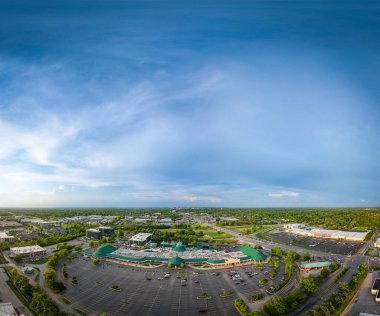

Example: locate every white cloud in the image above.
[268,191,300,199]
[179,195,222,203]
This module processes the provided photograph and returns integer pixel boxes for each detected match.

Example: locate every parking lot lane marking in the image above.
[144,285,163,316]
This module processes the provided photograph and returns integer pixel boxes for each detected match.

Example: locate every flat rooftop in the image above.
[10,245,45,254]
[129,233,152,242]
[300,261,331,269]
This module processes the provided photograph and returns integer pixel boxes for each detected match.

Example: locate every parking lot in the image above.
[269,232,363,255]
[344,271,380,316]
[60,257,285,316]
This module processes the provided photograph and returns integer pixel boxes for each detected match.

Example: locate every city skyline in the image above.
[0,1,379,207]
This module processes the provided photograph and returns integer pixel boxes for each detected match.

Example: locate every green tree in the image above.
[258,278,268,286]
[74,244,82,251]
[252,291,264,301]
[48,255,59,267]
[271,246,285,257]
[57,249,69,258]
[338,282,350,297]
[303,252,311,261]
[320,268,330,279]
[299,277,317,294]
[264,295,287,316]
[13,254,23,264]
[0,241,10,251]
[43,267,57,285]
[330,262,339,272]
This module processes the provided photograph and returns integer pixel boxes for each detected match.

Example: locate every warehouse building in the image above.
[284,224,368,241]
[9,245,46,259]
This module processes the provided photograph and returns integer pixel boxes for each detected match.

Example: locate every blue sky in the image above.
[0,0,379,207]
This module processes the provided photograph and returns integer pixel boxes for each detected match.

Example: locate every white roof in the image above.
[87,228,100,232]
[10,245,45,254]
[159,218,173,222]
[0,232,13,238]
[285,225,368,240]
[375,237,380,244]
[0,303,17,316]
[129,233,152,242]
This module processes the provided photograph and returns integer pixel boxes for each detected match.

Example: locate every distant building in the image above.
[16,231,39,241]
[374,237,380,248]
[129,233,153,246]
[0,231,14,243]
[99,226,115,236]
[10,245,46,259]
[220,217,239,222]
[284,224,368,242]
[0,221,23,230]
[38,220,60,227]
[299,261,331,271]
[133,218,148,224]
[86,228,102,240]
[86,227,115,239]
[0,302,17,316]
[158,218,173,226]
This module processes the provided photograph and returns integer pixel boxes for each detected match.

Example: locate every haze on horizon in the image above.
[0,1,379,208]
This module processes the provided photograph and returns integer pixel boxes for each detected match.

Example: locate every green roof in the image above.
[93,244,118,258]
[207,258,225,264]
[160,242,173,247]
[83,249,94,255]
[240,245,267,261]
[172,242,186,252]
[185,258,206,263]
[300,261,331,269]
[169,256,185,265]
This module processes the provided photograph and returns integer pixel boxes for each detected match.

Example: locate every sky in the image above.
[0,0,379,208]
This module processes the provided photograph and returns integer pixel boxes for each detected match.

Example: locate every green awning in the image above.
[239,245,267,261]
[169,256,185,266]
[93,244,118,258]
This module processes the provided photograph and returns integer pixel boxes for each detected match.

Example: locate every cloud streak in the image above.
[0,1,379,207]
